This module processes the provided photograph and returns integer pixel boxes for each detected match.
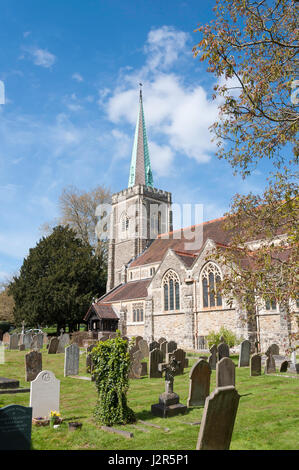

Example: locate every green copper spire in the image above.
[128,86,154,188]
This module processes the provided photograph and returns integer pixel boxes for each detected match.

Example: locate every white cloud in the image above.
[103,26,220,176]
[24,47,56,68]
[72,73,84,82]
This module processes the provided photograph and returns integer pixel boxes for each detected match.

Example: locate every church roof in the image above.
[129,216,230,268]
[128,88,153,188]
[98,279,151,303]
[83,303,119,321]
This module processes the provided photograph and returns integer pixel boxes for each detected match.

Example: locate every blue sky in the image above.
[0,0,279,282]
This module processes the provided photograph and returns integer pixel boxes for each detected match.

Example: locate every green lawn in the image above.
[1,348,298,450]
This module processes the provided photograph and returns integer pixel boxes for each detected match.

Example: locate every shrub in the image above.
[206,327,241,348]
[91,331,135,426]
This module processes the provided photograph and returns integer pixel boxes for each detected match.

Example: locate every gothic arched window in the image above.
[162,270,180,311]
[200,262,222,308]
[120,213,129,232]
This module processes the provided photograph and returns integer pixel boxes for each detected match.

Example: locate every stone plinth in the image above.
[151,391,187,418]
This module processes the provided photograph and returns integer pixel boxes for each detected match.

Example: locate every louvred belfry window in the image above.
[163,270,180,311]
[201,262,222,308]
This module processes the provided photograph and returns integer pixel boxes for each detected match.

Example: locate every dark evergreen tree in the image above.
[9,225,106,331]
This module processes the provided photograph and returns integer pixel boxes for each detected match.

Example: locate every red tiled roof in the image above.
[130,216,231,267]
[99,279,150,303]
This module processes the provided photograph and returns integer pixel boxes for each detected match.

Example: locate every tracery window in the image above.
[265,299,277,310]
[163,270,180,311]
[201,262,222,308]
[132,303,144,322]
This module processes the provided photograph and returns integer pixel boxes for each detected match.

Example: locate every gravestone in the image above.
[9,333,19,350]
[86,344,97,373]
[30,335,42,350]
[160,341,168,361]
[196,386,240,450]
[3,332,10,344]
[279,360,289,373]
[166,341,177,356]
[19,344,25,351]
[98,334,109,342]
[149,348,163,378]
[217,340,230,360]
[158,337,167,344]
[266,344,279,356]
[24,333,33,350]
[291,350,296,365]
[35,333,44,350]
[25,350,42,382]
[216,357,235,387]
[0,405,32,450]
[138,339,149,359]
[30,370,60,418]
[129,350,143,379]
[208,344,217,370]
[149,341,160,352]
[151,357,187,418]
[135,336,143,347]
[48,337,59,354]
[57,333,70,353]
[264,355,276,374]
[172,349,186,375]
[64,343,80,377]
[187,359,211,407]
[250,354,262,376]
[238,340,251,367]
[140,362,147,376]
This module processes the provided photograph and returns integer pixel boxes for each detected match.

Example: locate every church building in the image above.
[84,89,298,354]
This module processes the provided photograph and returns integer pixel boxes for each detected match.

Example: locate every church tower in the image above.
[106,87,172,291]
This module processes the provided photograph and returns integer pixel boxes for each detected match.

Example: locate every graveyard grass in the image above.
[1,349,298,450]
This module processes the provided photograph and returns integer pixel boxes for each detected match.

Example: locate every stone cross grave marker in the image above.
[30,370,60,419]
[64,343,80,377]
[0,405,32,450]
[149,348,163,378]
[238,340,251,367]
[25,350,42,382]
[216,357,236,388]
[151,356,187,418]
[196,386,240,450]
[250,353,261,376]
[187,359,211,407]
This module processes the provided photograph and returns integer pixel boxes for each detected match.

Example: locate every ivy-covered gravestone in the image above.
[91,332,135,426]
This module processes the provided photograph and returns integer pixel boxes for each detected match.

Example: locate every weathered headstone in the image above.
[160,341,168,361]
[280,360,289,373]
[172,349,186,375]
[19,344,25,351]
[216,357,235,387]
[135,336,143,347]
[48,337,59,354]
[57,333,70,353]
[250,353,262,376]
[3,332,10,344]
[187,359,211,407]
[0,405,32,450]
[138,339,149,359]
[25,350,42,382]
[86,344,97,373]
[291,350,296,365]
[264,354,276,374]
[266,344,279,356]
[196,386,240,450]
[166,341,177,356]
[208,344,217,370]
[140,362,147,376]
[158,337,167,344]
[149,341,160,352]
[149,348,163,378]
[23,332,33,350]
[217,340,230,360]
[30,370,60,418]
[9,333,19,350]
[238,340,251,367]
[64,343,80,377]
[129,350,143,379]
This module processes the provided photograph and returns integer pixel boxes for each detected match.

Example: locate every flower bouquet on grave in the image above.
[32,416,50,426]
[49,410,62,427]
